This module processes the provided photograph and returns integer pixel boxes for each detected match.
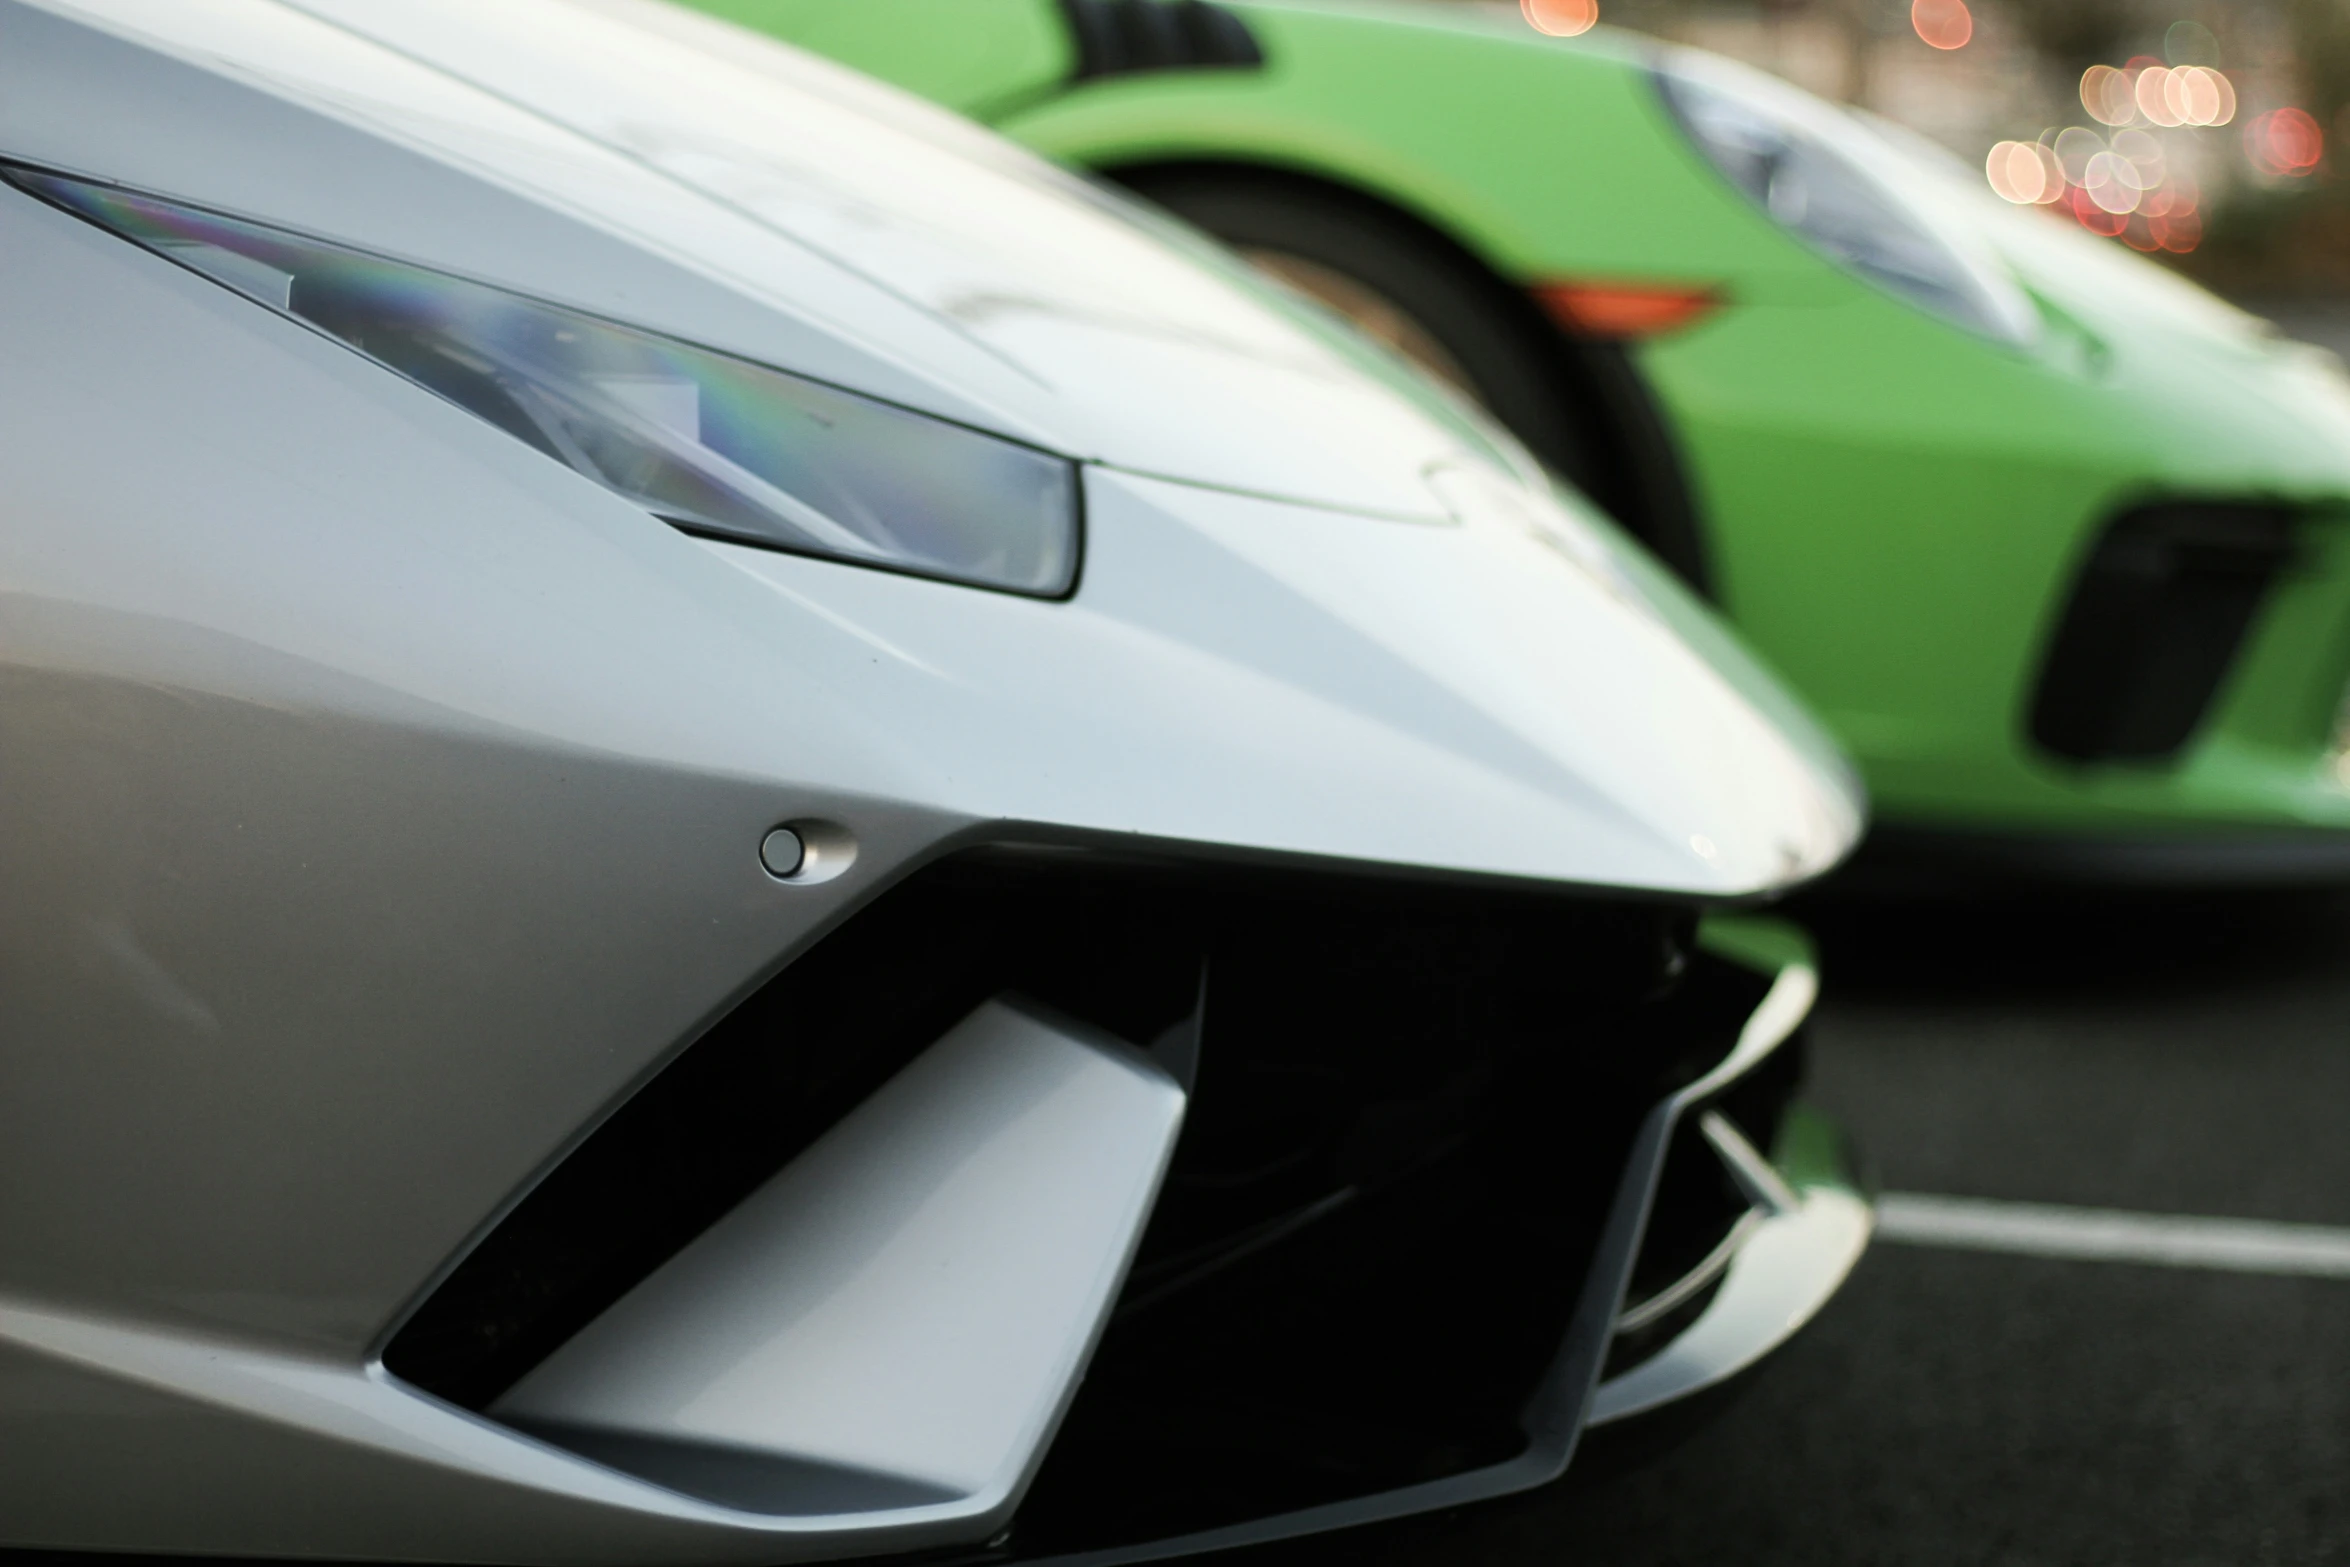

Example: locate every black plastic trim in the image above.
[1059,0,1265,81]
[1004,946,1798,1562]
[2029,501,2303,765]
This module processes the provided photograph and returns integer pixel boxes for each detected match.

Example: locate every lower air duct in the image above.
[490,998,1186,1517]
[2031,502,2302,764]
[382,847,1836,1559]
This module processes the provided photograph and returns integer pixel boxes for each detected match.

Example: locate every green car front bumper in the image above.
[1651,257,2350,862]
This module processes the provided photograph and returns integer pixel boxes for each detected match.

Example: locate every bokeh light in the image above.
[2053,126,2106,186]
[2136,67,2183,127]
[2151,207,2204,252]
[2164,20,2223,70]
[2141,171,2198,218]
[2068,187,2130,237]
[2081,65,2134,126]
[2174,67,2231,127]
[1987,121,2204,253]
[2083,150,2142,214]
[2248,107,2324,176]
[1911,0,1971,51]
[2079,63,2235,130]
[1986,141,2062,204]
[1520,0,1597,37]
[2112,128,2164,172]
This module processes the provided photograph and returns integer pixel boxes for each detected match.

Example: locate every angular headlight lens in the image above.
[1656,54,2038,346]
[10,169,1081,597]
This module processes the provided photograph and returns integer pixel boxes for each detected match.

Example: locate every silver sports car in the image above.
[0,0,1867,1560]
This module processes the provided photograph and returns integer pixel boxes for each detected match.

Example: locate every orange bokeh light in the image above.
[2135,67,2183,127]
[1911,0,1972,50]
[1986,141,2066,205]
[2081,62,2237,129]
[1521,0,1598,37]
[2173,67,2227,126]
[2081,65,2133,126]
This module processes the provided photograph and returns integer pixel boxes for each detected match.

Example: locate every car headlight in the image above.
[1655,52,2038,346]
[8,168,1081,597]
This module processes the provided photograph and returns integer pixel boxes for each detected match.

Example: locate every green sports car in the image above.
[694,0,2350,879]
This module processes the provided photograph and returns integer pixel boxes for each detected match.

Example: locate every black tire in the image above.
[1116,166,1712,592]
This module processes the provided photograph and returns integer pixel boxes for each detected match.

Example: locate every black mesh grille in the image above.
[2029,502,2302,764]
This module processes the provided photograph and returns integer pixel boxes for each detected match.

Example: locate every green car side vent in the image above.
[1061,0,1264,81]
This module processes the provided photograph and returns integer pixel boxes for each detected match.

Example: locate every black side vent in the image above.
[382,853,1206,1410]
[1062,0,1265,81]
[2029,502,2301,764]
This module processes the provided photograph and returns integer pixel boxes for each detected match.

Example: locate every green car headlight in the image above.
[1655,53,2039,346]
[10,168,1082,598]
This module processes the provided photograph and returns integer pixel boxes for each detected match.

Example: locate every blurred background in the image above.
[1512,0,2350,357]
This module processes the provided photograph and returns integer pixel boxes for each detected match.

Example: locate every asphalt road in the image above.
[1230,889,2350,1567]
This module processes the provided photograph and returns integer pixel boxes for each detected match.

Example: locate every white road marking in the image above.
[1876,1193,2350,1279]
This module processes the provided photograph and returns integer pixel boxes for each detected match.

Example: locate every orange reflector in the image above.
[1535,282,1722,339]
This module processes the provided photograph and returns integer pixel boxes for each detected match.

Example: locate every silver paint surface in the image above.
[1587,1114,1872,1425]
[0,0,1861,1556]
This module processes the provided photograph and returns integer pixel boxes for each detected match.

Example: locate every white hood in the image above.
[2,0,1515,522]
[0,0,1864,897]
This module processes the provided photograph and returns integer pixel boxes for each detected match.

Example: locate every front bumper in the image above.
[0,847,1865,1566]
[1642,283,2350,860]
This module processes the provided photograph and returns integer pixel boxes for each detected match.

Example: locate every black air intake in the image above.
[2029,502,2300,764]
[384,848,1695,1417]
[1062,0,1265,80]
[383,849,1206,1411]
[385,844,1781,1553]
